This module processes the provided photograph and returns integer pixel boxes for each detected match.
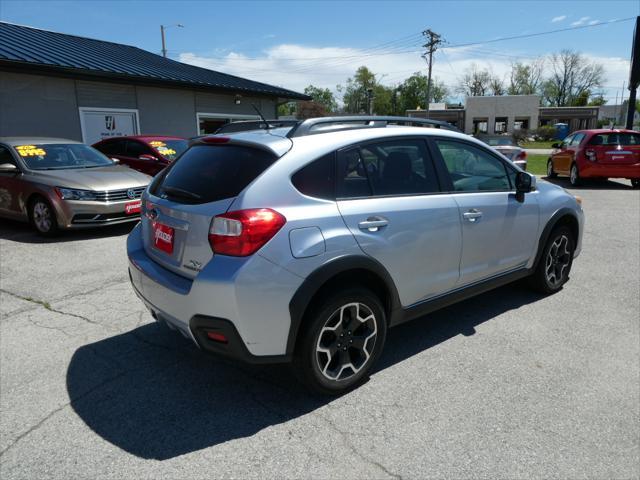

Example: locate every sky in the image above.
[1,0,639,104]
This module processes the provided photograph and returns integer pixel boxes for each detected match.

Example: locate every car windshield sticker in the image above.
[149,141,167,148]
[16,145,46,157]
[157,146,177,156]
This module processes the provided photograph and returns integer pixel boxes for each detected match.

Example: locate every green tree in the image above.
[303,85,337,113]
[508,59,544,95]
[396,72,449,112]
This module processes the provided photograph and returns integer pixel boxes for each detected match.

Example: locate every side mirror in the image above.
[139,154,157,161]
[551,142,560,149]
[0,162,18,173]
[515,171,534,203]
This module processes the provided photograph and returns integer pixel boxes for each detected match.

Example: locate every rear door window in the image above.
[570,133,586,146]
[155,145,276,204]
[337,139,439,198]
[125,140,151,158]
[96,139,126,156]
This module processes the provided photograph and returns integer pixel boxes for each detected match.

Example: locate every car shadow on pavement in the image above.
[542,176,635,191]
[66,283,542,460]
[0,218,136,243]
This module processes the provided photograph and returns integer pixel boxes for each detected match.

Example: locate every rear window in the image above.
[154,145,276,204]
[589,132,640,146]
[291,153,335,200]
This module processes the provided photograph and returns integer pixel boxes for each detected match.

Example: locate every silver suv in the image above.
[127,117,584,394]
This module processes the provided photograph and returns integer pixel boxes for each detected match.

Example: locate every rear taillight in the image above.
[585,149,597,162]
[516,150,527,160]
[208,208,286,256]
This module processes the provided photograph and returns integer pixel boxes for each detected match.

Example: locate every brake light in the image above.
[516,150,527,160]
[209,208,286,256]
[585,149,597,162]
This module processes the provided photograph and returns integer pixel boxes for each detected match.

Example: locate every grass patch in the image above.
[527,154,549,175]
[520,140,556,149]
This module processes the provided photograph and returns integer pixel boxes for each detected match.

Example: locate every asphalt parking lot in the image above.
[1,177,638,479]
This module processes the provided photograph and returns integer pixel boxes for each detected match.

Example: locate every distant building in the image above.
[407,95,600,135]
[0,22,309,143]
[598,104,640,126]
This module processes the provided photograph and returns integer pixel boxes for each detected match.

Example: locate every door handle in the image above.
[358,216,389,232]
[463,209,483,222]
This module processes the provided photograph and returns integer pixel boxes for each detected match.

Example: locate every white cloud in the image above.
[571,16,590,26]
[178,44,630,104]
[551,15,567,23]
[588,20,600,25]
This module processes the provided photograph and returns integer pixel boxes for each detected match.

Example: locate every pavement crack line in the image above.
[315,413,403,480]
[0,289,103,327]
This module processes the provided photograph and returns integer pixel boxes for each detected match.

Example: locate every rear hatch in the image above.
[141,142,279,279]
[587,132,640,165]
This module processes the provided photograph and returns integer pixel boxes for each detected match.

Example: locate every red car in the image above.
[93,135,188,176]
[547,129,640,188]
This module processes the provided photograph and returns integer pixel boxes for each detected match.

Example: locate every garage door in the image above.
[80,108,139,144]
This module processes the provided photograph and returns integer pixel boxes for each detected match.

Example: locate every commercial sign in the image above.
[80,109,139,144]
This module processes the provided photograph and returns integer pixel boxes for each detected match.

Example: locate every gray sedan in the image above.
[478,135,528,170]
[0,137,150,236]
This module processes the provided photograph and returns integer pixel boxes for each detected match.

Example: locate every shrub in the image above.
[536,125,556,141]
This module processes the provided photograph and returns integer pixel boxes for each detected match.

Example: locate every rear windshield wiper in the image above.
[161,186,203,201]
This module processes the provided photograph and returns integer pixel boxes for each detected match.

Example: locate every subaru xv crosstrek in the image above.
[127,116,584,395]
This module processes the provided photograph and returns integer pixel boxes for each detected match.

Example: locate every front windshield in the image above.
[149,140,188,161]
[15,144,114,170]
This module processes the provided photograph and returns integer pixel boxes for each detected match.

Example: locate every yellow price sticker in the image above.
[16,145,46,157]
[149,141,167,148]
[157,147,176,156]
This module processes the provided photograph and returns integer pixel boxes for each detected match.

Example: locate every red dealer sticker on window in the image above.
[152,221,174,254]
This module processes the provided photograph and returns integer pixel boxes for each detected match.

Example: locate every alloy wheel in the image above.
[33,201,53,232]
[545,235,571,287]
[315,302,377,382]
[570,165,578,185]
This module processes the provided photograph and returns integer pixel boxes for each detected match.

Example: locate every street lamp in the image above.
[160,24,184,58]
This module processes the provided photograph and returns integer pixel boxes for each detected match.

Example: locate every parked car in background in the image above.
[127,116,583,395]
[93,135,188,176]
[0,137,150,236]
[547,129,640,187]
[477,134,528,170]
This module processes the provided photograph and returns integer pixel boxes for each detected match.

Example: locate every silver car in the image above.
[0,137,151,235]
[478,134,528,170]
[127,117,584,394]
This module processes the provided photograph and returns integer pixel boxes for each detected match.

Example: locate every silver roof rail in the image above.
[286,116,460,138]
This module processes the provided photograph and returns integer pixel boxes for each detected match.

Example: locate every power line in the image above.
[445,17,635,49]
[422,29,443,116]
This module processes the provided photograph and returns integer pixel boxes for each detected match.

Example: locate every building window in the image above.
[514,117,530,130]
[494,117,508,133]
[473,118,488,134]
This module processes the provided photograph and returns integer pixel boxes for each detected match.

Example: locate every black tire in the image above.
[546,159,557,178]
[631,179,640,189]
[29,196,60,237]
[569,163,581,186]
[529,225,575,294]
[293,287,387,395]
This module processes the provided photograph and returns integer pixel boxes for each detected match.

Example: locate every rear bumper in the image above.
[580,162,640,179]
[126,223,302,360]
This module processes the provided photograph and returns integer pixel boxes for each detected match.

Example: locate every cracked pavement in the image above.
[1,179,639,479]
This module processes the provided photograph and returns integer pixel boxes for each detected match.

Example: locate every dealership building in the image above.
[0,22,309,144]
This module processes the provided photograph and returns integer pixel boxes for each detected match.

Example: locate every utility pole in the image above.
[160,24,184,58]
[421,29,442,118]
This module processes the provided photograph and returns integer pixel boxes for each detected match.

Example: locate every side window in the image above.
[561,134,574,148]
[435,139,512,192]
[337,139,438,198]
[125,140,150,158]
[571,133,585,146]
[291,153,335,200]
[0,146,16,165]
[96,139,126,155]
